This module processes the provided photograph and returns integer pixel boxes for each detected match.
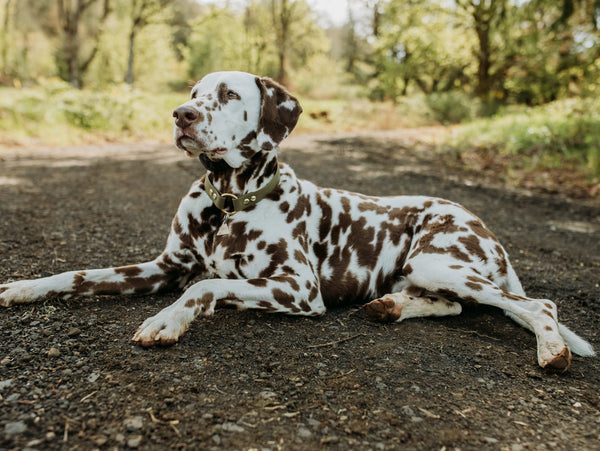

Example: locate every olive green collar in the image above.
[204,166,280,215]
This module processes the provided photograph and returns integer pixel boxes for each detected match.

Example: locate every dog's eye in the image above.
[227,91,240,100]
[191,91,197,99]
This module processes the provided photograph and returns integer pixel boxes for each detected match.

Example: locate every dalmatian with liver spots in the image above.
[0,71,595,371]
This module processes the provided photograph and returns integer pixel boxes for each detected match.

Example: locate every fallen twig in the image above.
[80,390,98,403]
[61,415,81,443]
[146,407,181,437]
[307,333,364,349]
[443,327,501,341]
[418,407,440,419]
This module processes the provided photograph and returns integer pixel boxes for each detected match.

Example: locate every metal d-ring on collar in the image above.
[204,166,281,215]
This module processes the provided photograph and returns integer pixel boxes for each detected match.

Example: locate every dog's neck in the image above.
[204,150,279,196]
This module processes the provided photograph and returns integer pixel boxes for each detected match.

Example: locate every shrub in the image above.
[448,97,600,178]
[426,91,482,124]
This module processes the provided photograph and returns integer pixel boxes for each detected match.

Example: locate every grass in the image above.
[445,98,600,192]
[0,80,188,146]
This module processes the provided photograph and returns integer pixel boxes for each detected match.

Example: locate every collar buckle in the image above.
[219,193,239,215]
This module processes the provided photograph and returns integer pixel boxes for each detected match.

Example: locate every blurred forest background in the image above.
[1,0,599,194]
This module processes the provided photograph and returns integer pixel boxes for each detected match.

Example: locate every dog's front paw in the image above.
[132,307,191,347]
[0,281,37,307]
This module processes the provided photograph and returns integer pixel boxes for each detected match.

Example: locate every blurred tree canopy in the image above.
[0,0,599,106]
[370,0,600,104]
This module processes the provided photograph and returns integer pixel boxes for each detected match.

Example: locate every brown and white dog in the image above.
[0,71,595,370]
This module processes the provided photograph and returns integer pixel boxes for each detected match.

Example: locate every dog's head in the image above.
[173,71,302,170]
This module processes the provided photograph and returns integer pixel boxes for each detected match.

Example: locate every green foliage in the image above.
[183,0,328,81]
[372,1,475,100]
[370,0,600,105]
[426,91,482,124]
[0,81,187,144]
[448,98,600,177]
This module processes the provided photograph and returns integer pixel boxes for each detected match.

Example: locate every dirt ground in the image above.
[1,131,599,450]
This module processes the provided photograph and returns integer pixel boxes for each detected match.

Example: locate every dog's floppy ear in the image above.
[255,77,302,151]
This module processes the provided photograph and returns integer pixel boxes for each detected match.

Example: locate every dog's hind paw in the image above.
[364,296,403,322]
[539,346,572,372]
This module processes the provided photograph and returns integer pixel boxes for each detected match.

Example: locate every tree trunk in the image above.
[474,12,491,97]
[1,0,12,78]
[272,0,290,84]
[66,3,81,88]
[125,27,136,85]
[57,0,110,88]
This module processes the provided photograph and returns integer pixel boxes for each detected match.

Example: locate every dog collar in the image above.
[204,166,280,215]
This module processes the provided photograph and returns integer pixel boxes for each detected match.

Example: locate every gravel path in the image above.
[1,132,599,450]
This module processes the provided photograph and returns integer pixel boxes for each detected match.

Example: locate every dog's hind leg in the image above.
[365,290,462,322]
[500,260,595,358]
[402,256,578,371]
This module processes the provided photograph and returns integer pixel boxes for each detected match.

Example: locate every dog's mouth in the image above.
[175,133,228,159]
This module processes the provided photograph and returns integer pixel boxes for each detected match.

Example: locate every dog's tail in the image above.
[558,323,596,357]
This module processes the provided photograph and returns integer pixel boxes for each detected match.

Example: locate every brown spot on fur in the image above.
[115,265,143,277]
[271,275,301,292]
[466,275,493,285]
[495,247,508,275]
[272,288,298,311]
[316,193,333,241]
[501,289,527,301]
[458,235,488,263]
[294,250,308,265]
[410,232,473,262]
[543,309,555,319]
[258,301,277,311]
[358,202,389,214]
[299,300,312,312]
[292,221,309,253]
[259,239,289,277]
[465,282,483,291]
[308,285,319,302]
[248,278,268,287]
[467,219,497,241]
[286,195,311,223]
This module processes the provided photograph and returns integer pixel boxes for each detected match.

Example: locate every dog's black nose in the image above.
[173,106,200,129]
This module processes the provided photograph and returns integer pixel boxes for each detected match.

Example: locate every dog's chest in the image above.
[201,209,289,278]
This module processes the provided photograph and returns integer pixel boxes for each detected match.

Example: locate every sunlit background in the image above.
[0,0,598,195]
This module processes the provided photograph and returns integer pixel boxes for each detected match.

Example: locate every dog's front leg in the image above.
[132,276,324,346]
[0,255,190,307]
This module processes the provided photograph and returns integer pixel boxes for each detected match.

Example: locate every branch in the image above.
[307,333,364,349]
